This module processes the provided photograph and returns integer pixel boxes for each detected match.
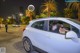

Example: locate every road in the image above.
[0,37,38,53]
[0,25,38,53]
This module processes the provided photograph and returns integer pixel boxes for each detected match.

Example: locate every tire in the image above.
[23,37,34,53]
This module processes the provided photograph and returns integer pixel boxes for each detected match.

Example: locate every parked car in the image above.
[22,17,80,53]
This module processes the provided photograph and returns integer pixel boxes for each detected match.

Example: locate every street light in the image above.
[28,5,35,12]
[19,13,23,17]
[28,5,35,21]
[8,16,11,19]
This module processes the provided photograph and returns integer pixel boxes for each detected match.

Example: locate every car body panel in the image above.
[23,17,80,53]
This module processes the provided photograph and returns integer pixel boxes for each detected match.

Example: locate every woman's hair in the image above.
[52,22,57,25]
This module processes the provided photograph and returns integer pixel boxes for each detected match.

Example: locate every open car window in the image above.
[49,20,71,35]
[49,20,80,38]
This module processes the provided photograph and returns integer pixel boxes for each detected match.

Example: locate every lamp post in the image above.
[27,5,35,21]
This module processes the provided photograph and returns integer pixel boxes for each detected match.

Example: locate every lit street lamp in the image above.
[8,16,11,19]
[27,5,35,21]
[28,5,35,12]
[19,13,23,17]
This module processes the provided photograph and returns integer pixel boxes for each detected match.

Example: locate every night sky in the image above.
[0,0,65,18]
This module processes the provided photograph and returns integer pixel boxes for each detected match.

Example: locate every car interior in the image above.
[49,20,70,35]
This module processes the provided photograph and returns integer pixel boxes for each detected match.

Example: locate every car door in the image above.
[28,20,51,52]
[43,20,80,53]
[28,19,80,53]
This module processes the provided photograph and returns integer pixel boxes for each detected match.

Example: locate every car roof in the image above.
[28,17,80,30]
[30,17,70,23]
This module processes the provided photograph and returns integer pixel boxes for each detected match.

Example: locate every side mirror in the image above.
[65,31,78,39]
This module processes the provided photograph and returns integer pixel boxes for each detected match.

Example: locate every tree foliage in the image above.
[7,18,15,24]
[0,17,3,24]
[41,0,57,17]
[64,8,73,18]
[26,10,35,20]
[67,2,80,20]
[20,16,30,24]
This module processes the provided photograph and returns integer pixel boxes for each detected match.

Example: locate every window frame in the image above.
[48,20,72,35]
[48,19,80,38]
[31,20,48,31]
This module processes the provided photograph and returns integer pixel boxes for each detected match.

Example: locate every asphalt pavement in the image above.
[0,25,39,53]
[0,36,39,53]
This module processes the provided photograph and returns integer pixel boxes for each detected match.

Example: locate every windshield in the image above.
[68,19,80,25]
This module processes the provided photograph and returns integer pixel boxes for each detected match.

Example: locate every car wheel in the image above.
[23,37,34,53]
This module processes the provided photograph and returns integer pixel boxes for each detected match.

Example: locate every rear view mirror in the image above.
[65,31,78,39]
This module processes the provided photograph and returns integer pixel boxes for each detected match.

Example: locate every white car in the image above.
[23,17,80,53]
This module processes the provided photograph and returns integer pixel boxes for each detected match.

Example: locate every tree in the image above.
[67,2,80,20]
[41,0,57,17]
[21,16,29,24]
[64,8,73,18]
[26,10,35,21]
[40,13,47,18]
[50,12,57,17]
[7,17,14,24]
[0,17,3,28]
[0,18,3,24]
[36,15,40,19]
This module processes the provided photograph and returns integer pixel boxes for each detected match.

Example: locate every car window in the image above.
[31,21,44,30]
[71,26,80,38]
[68,19,80,25]
[49,20,71,35]
[49,20,58,31]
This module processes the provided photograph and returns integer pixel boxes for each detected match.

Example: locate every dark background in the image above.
[0,0,66,18]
